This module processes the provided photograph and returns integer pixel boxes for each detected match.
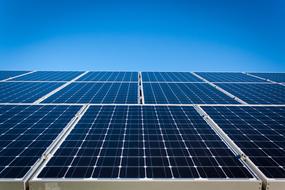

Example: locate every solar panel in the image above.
[143,83,239,104]
[0,82,63,103]
[202,106,285,178]
[36,105,253,179]
[0,71,30,80]
[216,83,285,104]
[195,72,264,82]
[77,72,138,82]
[0,105,80,178]
[11,71,83,81]
[44,82,138,104]
[142,72,203,82]
[249,73,285,83]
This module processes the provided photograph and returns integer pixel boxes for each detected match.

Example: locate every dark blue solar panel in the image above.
[142,72,202,82]
[203,106,285,178]
[143,83,239,104]
[0,105,80,178]
[44,82,138,104]
[0,71,30,80]
[37,106,253,179]
[77,72,138,81]
[196,72,264,82]
[216,83,285,104]
[11,71,83,81]
[249,73,285,83]
[0,82,63,103]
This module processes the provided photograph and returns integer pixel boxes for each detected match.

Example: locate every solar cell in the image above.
[44,82,138,104]
[195,72,264,82]
[37,105,253,179]
[11,71,83,81]
[143,83,239,104]
[0,105,80,178]
[216,83,285,104]
[77,72,138,82]
[142,72,202,82]
[0,71,30,80]
[203,106,285,178]
[0,82,63,103]
[249,73,285,83]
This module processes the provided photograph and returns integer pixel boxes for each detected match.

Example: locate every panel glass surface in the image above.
[37,106,253,179]
[0,82,63,103]
[142,72,202,82]
[11,71,83,81]
[216,83,285,104]
[77,72,138,82]
[196,72,264,82]
[143,83,239,104]
[0,105,80,178]
[203,106,285,178]
[44,82,138,104]
[0,71,29,80]
[250,73,285,82]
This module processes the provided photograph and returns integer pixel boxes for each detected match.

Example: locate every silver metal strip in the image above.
[245,72,285,87]
[138,72,145,104]
[194,105,270,190]
[192,72,248,105]
[29,105,90,181]
[29,178,261,190]
[2,71,36,82]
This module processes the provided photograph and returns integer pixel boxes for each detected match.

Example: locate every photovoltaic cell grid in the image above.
[195,72,265,82]
[38,106,253,179]
[203,106,285,178]
[77,72,138,82]
[0,82,63,103]
[216,83,285,104]
[143,83,239,104]
[11,71,83,81]
[142,72,203,82]
[0,105,80,178]
[249,73,285,83]
[44,82,138,104]
[0,71,30,80]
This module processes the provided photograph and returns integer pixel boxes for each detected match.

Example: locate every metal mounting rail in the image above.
[244,72,285,87]
[33,71,89,104]
[194,105,267,190]
[192,72,248,105]
[27,105,90,185]
[138,72,145,104]
[1,71,36,82]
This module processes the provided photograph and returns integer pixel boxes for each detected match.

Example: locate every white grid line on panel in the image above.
[153,107,174,178]
[1,103,285,107]
[117,106,129,178]
[33,71,89,104]
[90,106,117,177]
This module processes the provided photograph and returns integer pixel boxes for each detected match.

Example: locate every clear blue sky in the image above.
[0,0,284,71]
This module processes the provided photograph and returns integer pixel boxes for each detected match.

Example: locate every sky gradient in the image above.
[0,0,284,71]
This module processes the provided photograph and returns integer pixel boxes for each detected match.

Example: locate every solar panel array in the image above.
[0,71,284,190]
[38,106,252,179]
